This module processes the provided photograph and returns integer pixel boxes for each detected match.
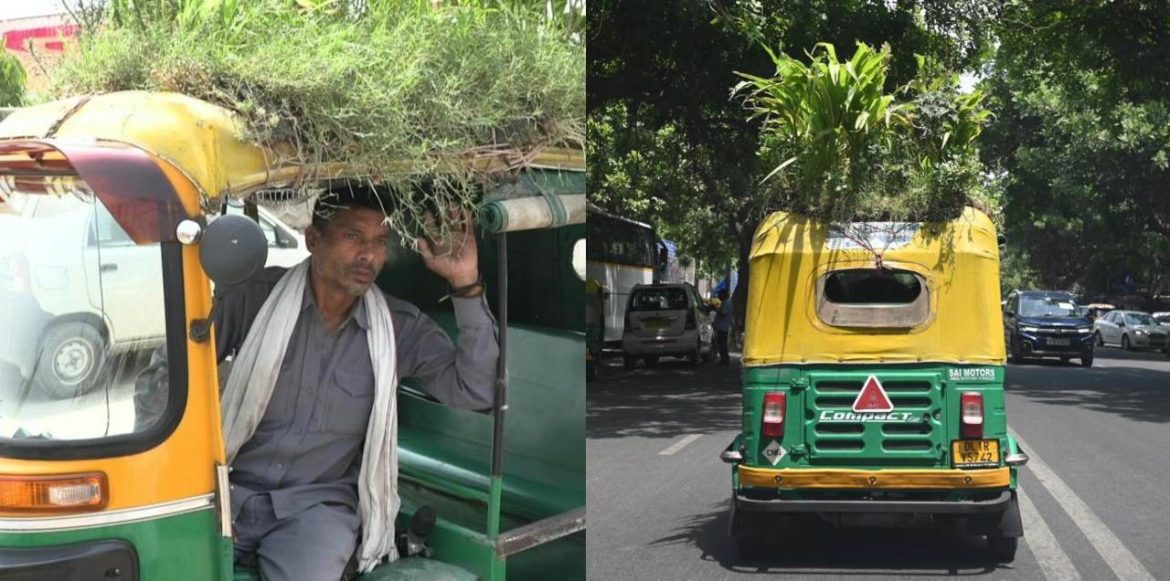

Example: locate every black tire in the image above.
[643,355,659,367]
[688,341,701,366]
[1008,335,1021,364]
[34,321,106,399]
[623,354,636,370]
[987,535,1018,563]
[1081,354,1093,367]
[1095,331,1104,347]
[1122,334,1132,350]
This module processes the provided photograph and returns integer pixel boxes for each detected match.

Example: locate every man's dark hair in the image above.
[311,182,388,231]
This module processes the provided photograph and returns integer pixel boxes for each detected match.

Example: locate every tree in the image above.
[0,53,25,107]
[983,1,1170,298]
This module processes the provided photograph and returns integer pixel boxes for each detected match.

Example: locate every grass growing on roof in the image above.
[53,0,584,241]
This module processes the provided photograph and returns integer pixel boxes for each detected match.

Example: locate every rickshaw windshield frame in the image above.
[0,140,192,460]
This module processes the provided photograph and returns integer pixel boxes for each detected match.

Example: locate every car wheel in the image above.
[623,354,636,370]
[987,535,1018,563]
[1008,335,1021,364]
[1122,334,1132,350]
[643,355,659,367]
[1081,354,1093,367]
[1095,331,1104,347]
[688,341,701,366]
[34,321,106,399]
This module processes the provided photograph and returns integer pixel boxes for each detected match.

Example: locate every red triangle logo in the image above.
[852,376,894,412]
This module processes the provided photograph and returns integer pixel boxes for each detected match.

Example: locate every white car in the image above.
[621,282,715,369]
[1093,310,1168,351]
[0,194,307,397]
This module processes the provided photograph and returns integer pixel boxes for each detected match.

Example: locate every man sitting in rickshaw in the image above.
[140,185,499,579]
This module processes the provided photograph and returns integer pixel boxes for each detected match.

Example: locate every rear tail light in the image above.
[0,472,108,512]
[960,392,984,439]
[685,309,696,330]
[761,392,786,438]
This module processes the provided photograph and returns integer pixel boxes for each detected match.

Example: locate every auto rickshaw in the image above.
[0,92,584,580]
[722,207,1028,562]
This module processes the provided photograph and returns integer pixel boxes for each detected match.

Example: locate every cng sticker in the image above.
[763,440,786,466]
[853,375,894,412]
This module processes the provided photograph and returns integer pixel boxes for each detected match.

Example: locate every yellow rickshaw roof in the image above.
[0,91,583,200]
[744,207,1006,366]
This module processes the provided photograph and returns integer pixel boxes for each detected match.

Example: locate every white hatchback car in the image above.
[621,282,715,369]
[1093,310,1168,351]
[0,194,307,398]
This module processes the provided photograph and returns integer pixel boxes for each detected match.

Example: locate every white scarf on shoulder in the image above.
[219,258,401,572]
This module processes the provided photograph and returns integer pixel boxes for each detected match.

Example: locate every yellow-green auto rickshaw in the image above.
[722,207,1028,562]
[0,92,584,580]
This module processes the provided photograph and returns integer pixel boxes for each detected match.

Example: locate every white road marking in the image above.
[659,434,702,455]
[1012,431,1153,580]
[1018,485,1081,580]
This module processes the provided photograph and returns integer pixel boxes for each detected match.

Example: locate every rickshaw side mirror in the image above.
[199,214,269,286]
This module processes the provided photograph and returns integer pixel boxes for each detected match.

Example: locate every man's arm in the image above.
[391,294,498,411]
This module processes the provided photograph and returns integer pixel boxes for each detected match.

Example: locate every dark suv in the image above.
[1003,290,1095,367]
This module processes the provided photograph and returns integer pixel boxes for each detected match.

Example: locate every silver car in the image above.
[621,282,715,369]
[1093,310,1169,351]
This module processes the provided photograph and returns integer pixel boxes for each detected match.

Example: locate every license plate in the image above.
[1047,338,1071,346]
[951,439,1000,469]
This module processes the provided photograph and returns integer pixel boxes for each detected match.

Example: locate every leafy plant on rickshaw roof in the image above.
[734,42,994,232]
[53,0,584,243]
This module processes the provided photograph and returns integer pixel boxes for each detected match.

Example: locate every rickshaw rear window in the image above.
[824,270,922,304]
[818,269,929,328]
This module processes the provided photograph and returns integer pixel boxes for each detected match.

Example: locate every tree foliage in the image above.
[983,0,1170,297]
[0,53,25,107]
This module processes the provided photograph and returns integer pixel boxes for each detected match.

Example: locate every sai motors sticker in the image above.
[947,367,996,382]
[818,375,915,423]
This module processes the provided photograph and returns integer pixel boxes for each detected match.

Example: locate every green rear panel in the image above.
[743,364,1009,472]
[0,508,229,580]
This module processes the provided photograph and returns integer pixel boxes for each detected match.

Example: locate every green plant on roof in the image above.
[734,42,992,226]
[56,0,584,242]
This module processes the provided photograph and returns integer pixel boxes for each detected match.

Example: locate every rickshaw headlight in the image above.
[0,472,108,512]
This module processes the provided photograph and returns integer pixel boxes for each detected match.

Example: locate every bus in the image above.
[586,204,659,344]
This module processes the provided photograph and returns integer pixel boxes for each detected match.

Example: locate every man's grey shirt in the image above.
[213,267,498,521]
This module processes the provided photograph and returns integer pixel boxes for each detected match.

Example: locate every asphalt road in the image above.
[587,346,1170,580]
